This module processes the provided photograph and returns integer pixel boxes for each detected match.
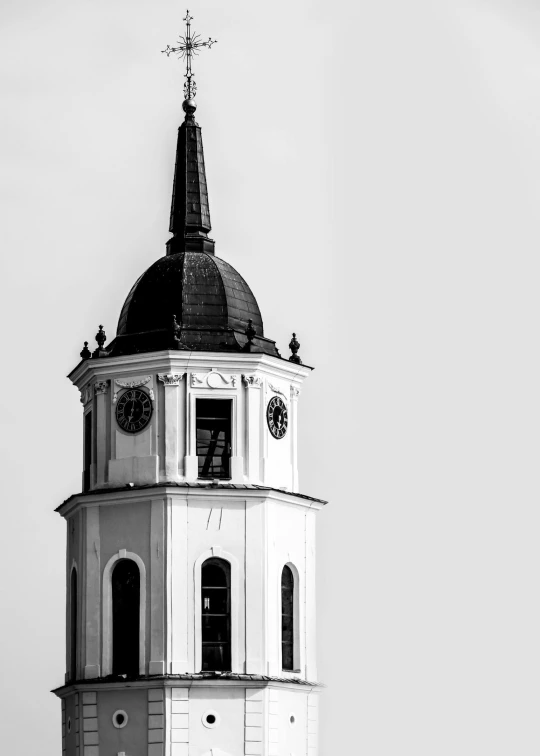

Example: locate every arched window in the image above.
[201,558,231,671]
[112,559,140,676]
[281,565,294,671]
[70,568,77,681]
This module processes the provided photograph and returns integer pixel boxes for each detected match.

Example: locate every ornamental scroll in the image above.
[191,370,238,389]
[113,376,154,404]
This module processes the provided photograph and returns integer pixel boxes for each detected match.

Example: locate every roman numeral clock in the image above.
[54,13,327,756]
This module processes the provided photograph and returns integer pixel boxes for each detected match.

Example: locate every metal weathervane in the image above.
[162,11,216,101]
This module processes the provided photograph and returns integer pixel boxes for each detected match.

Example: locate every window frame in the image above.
[188,393,238,480]
[200,557,232,671]
[102,549,147,677]
[194,547,239,673]
[195,398,233,480]
[280,562,302,674]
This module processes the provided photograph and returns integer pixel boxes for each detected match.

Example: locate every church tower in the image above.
[54,14,325,756]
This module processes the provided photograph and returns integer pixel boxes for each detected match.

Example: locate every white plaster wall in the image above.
[275,689,311,756]
[71,353,309,492]
[188,687,245,756]
[176,496,247,674]
[267,502,315,679]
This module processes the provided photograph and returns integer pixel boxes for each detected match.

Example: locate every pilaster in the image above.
[245,497,265,674]
[157,373,185,481]
[149,498,166,675]
[84,507,100,680]
[82,691,98,756]
[243,375,263,482]
[94,381,109,488]
[290,386,300,492]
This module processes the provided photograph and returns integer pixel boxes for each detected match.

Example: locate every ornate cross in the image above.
[162,11,216,101]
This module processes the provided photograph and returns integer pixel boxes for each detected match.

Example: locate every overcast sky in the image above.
[1,0,540,753]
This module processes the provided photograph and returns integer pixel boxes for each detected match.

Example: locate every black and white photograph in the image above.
[1,1,539,754]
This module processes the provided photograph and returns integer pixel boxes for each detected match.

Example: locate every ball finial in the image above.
[182,98,197,115]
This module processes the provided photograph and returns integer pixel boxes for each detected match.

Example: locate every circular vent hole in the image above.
[112,709,129,729]
[202,709,220,728]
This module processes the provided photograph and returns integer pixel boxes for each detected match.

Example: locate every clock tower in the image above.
[54,16,325,756]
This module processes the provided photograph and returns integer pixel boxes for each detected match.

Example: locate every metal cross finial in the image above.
[162,11,216,101]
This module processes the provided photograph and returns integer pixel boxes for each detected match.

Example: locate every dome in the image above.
[109,251,279,357]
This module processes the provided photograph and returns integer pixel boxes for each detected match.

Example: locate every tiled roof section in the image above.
[52,672,324,693]
[109,251,276,357]
[57,482,328,512]
[181,252,228,329]
[213,255,265,333]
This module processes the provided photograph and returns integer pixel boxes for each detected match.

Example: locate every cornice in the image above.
[52,674,324,699]
[56,483,327,518]
[68,350,313,389]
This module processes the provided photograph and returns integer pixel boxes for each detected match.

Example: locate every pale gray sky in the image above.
[1,0,540,753]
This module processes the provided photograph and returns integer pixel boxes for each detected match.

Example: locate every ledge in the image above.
[52,672,325,698]
[56,481,328,516]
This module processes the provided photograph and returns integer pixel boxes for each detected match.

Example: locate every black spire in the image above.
[166,100,214,255]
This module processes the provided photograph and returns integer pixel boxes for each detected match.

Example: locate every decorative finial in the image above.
[244,319,256,351]
[92,325,108,358]
[95,325,106,349]
[80,341,91,360]
[162,11,217,104]
[289,333,302,364]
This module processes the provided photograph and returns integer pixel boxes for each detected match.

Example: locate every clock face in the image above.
[116,389,153,433]
[267,396,288,439]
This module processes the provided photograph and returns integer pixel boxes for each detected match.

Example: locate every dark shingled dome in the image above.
[108,252,279,357]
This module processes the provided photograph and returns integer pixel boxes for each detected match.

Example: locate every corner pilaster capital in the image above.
[80,384,93,405]
[290,386,301,400]
[157,372,185,386]
[94,380,109,395]
[242,374,263,388]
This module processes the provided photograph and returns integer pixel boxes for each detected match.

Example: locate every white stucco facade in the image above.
[55,349,325,756]
[73,351,309,494]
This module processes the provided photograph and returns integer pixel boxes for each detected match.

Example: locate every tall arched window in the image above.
[281,565,294,671]
[112,559,140,676]
[70,568,77,681]
[201,558,231,671]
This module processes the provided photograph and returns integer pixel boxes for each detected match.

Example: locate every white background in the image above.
[1,0,539,753]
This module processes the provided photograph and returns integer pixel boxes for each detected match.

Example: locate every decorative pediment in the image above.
[191,370,238,389]
[113,375,155,404]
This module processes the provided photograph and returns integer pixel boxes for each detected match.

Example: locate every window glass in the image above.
[281,565,294,671]
[196,399,232,479]
[201,558,231,671]
[112,559,140,676]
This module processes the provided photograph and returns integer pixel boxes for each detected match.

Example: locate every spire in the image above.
[163,12,217,255]
[166,100,214,255]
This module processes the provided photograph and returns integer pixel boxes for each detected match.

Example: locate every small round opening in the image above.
[202,709,220,728]
[112,709,129,729]
[290,714,296,726]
